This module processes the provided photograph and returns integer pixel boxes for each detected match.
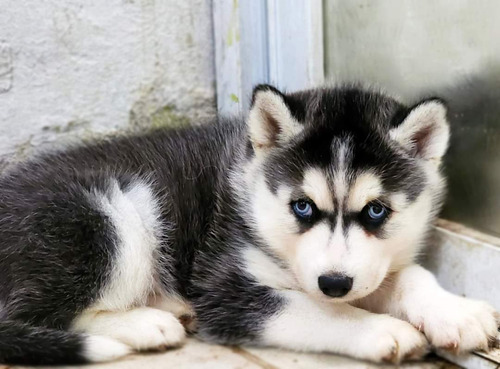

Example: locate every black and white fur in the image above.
[0,85,497,365]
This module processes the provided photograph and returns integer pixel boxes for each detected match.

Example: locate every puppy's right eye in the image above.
[359,202,390,230]
[291,200,315,221]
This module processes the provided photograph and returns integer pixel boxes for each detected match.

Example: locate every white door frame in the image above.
[212,0,324,115]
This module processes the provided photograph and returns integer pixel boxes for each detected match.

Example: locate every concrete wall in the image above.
[324,0,500,100]
[0,0,216,168]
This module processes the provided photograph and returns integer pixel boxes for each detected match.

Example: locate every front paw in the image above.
[358,315,429,364]
[407,295,498,353]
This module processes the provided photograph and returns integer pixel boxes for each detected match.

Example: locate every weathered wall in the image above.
[323,0,500,99]
[0,0,216,168]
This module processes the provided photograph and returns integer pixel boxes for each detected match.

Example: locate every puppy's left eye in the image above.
[291,200,315,220]
[359,202,389,229]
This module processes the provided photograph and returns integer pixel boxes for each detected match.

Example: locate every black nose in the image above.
[318,274,353,297]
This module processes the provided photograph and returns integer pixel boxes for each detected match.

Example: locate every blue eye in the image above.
[367,204,386,220]
[292,200,314,220]
[360,202,389,230]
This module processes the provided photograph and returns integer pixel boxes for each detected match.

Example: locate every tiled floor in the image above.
[9,339,460,369]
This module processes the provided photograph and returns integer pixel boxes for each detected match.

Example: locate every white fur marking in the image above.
[73,307,186,351]
[333,142,349,203]
[347,172,382,211]
[88,180,163,311]
[84,335,131,362]
[263,290,427,363]
[388,192,409,212]
[328,217,348,263]
[243,246,298,290]
[302,168,334,212]
[251,176,299,260]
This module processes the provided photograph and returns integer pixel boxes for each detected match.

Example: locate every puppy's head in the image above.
[244,84,449,302]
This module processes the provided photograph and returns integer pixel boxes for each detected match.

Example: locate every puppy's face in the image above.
[245,85,449,303]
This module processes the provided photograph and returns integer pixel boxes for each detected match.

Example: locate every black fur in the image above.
[0,86,431,364]
[0,321,87,365]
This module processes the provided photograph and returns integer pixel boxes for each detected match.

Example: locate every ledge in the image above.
[424,219,500,368]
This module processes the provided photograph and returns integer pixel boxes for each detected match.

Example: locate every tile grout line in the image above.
[229,346,281,369]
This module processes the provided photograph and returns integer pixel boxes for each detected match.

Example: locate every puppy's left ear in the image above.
[390,99,450,161]
[247,84,303,155]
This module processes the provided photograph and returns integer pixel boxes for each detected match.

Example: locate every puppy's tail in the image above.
[0,320,130,365]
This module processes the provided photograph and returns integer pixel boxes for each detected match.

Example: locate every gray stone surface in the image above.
[8,339,458,369]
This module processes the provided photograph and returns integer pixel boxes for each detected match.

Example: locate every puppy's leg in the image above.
[261,291,428,363]
[356,264,499,353]
[72,307,186,351]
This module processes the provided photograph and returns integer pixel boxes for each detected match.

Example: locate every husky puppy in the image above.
[0,85,497,365]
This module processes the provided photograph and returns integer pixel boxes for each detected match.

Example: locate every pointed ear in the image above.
[389,99,450,161]
[247,85,303,155]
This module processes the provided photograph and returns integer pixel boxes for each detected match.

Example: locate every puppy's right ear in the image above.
[247,85,303,156]
[389,99,450,162]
